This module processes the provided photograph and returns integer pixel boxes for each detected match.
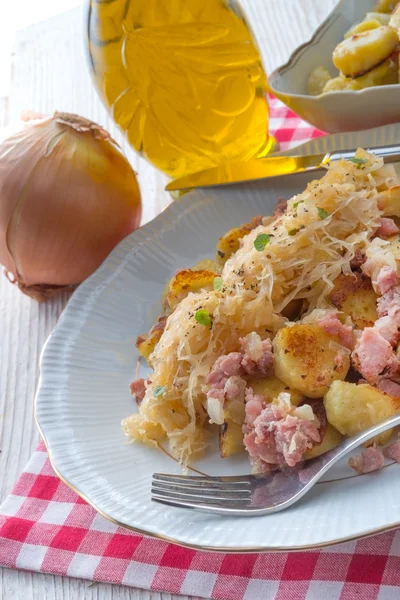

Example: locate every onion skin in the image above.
[0,112,142,300]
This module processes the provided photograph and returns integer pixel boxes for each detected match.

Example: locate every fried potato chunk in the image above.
[324,381,400,445]
[344,19,382,39]
[219,420,244,458]
[136,316,168,367]
[374,0,398,13]
[273,323,350,398]
[332,26,398,78]
[216,216,262,265]
[366,12,391,25]
[385,234,400,260]
[219,391,246,458]
[389,5,400,31]
[377,185,400,217]
[247,375,304,406]
[323,57,398,92]
[329,272,378,329]
[303,423,343,459]
[166,269,216,310]
[307,65,332,96]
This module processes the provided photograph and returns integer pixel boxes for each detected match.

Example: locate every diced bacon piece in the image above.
[350,249,366,269]
[130,378,146,401]
[250,215,263,228]
[377,286,400,317]
[362,238,398,294]
[207,388,225,402]
[240,334,274,377]
[318,312,353,350]
[376,217,399,238]
[376,266,398,295]
[206,352,243,386]
[383,440,400,462]
[243,393,320,470]
[271,414,320,467]
[351,327,399,384]
[273,198,287,219]
[348,446,385,474]
[243,388,265,429]
[377,379,400,398]
[374,311,400,346]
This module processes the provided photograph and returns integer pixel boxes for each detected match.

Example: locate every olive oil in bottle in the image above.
[87,0,274,178]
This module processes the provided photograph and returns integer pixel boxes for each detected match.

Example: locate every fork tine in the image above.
[152,477,251,491]
[153,473,252,486]
[151,489,251,505]
[152,482,251,499]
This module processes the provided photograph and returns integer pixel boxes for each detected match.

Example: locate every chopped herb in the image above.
[317,207,329,220]
[288,228,299,236]
[195,309,212,327]
[213,276,223,291]
[153,385,167,397]
[254,233,271,252]
[349,157,368,169]
[293,200,304,209]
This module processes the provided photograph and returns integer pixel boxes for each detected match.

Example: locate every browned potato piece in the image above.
[307,66,332,95]
[219,420,244,458]
[390,5,400,30]
[166,269,216,310]
[247,375,304,406]
[161,259,221,309]
[136,316,167,367]
[377,186,400,217]
[192,259,222,274]
[329,272,377,329]
[216,226,253,264]
[273,323,350,398]
[344,19,382,38]
[216,216,262,264]
[375,0,398,12]
[219,395,245,458]
[303,424,343,459]
[385,234,400,260]
[332,26,398,78]
[324,381,400,445]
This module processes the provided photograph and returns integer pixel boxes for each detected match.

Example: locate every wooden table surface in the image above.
[0,1,334,598]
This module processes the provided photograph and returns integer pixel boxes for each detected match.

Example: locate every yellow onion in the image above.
[0,111,141,300]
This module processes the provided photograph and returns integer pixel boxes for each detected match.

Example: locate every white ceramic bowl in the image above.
[269,0,400,133]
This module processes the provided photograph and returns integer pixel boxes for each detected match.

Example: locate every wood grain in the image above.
[0,1,336,598]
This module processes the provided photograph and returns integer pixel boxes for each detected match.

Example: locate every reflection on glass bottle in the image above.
[87,0,274,178]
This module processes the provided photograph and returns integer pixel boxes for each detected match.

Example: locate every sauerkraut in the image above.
[123,149,397,465]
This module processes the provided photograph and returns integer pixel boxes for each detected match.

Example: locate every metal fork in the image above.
[151,413,400,516]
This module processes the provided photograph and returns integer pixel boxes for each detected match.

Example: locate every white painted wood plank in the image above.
[0,1,336,598]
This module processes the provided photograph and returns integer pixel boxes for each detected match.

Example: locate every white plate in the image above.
[268,0,400,133]
[36,124,400,552]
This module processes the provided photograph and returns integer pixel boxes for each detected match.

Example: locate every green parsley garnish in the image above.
[288,228,299,236]
[213,276,223,291]
[293,200,304,209]
[195,309,212,327]
[153,385,167,397]
[349,157,368,169]
[254,233,271,252]
[317,207,329,220]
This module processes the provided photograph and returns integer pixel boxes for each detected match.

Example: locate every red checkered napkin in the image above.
[1,442,400,600]
[1,99,398,600]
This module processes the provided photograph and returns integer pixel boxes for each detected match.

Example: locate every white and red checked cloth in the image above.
[2,98,400,600]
